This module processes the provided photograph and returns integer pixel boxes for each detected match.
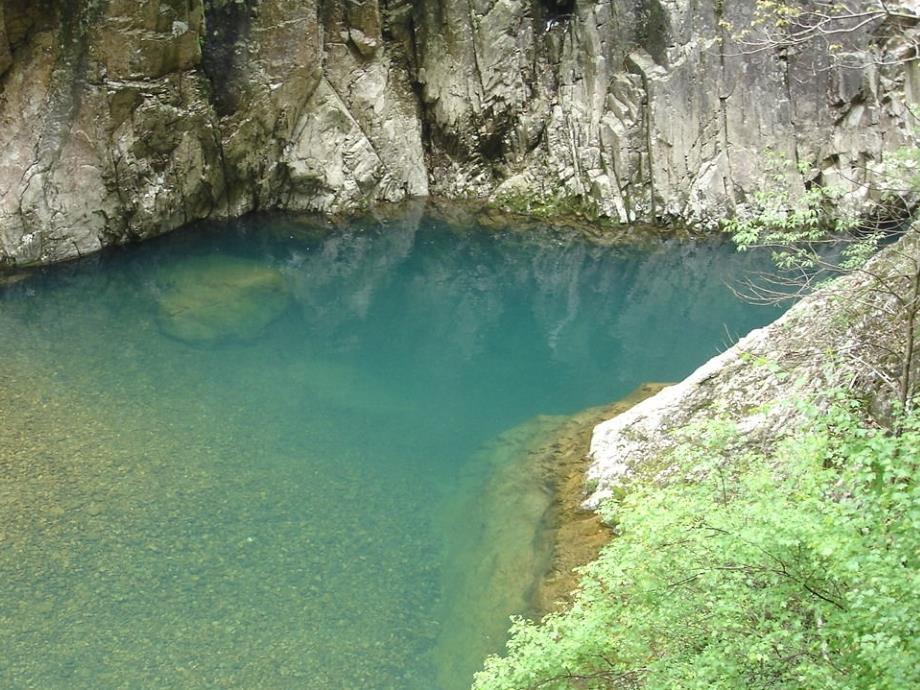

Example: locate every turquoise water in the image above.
[0,210,778,689]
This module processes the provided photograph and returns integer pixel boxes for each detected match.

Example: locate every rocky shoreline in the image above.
[526,383,669,615]
[587,227,920,504]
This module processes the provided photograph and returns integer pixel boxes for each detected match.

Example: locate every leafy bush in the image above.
[723,153,920,419]
[474,400,920,689]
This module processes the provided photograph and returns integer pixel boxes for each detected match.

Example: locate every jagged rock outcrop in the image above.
[0,0,428,265]
[416,0,920,223]
[0,0,917,266]
[586,227,920,508]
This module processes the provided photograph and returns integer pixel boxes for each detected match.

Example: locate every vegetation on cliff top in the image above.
[725,151,920,424]
[473,398,920,689]
[475,110,920,687]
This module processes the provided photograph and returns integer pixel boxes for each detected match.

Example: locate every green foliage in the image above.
[474,401,920,690]
[749,0,804,30]
[876,142,920,209]
[722,153,875,275]
[723,147,919,277]
[723,149,920,416]
[492,190,608,225]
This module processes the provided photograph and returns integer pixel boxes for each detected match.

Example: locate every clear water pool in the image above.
[0,210,779,689]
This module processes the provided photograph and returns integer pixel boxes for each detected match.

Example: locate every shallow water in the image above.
[0,210,779,689]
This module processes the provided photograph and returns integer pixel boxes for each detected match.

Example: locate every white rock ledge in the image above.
[585,230,920,510]
[586,328,765,508]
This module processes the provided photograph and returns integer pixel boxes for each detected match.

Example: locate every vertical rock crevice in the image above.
[200,0,257,117]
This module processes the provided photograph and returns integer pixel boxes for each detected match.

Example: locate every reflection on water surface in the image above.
[0,210,778,689]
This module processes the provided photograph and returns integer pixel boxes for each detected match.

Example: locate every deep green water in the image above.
[0,210,779,689]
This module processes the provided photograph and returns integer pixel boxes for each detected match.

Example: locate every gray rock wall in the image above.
[0,0,916,266]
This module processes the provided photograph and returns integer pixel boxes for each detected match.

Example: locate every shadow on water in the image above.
[0,210,781,689]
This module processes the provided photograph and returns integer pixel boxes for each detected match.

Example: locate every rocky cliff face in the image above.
[0,0,917,266]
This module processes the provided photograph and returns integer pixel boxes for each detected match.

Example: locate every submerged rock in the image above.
[432,384,666,690]
[155,256,291,344]
[433,414,564,690]
[0,271,31,289]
